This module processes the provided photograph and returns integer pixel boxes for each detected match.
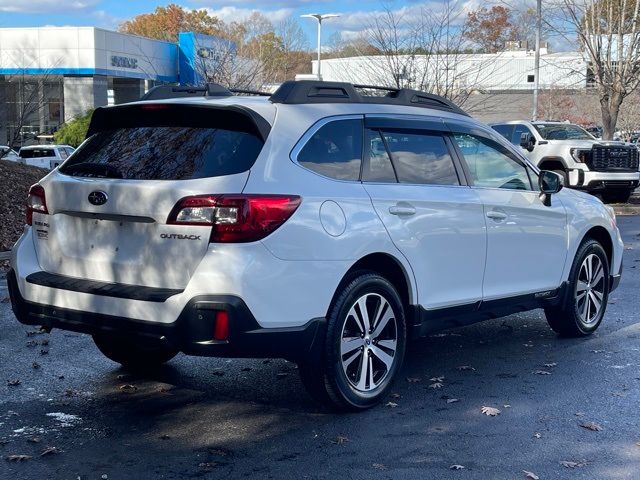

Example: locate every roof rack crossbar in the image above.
[269,81,469,116]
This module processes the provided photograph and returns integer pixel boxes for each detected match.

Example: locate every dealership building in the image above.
[0,27,229,147]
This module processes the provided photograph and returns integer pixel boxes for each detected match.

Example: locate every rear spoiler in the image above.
[86,103,272,142]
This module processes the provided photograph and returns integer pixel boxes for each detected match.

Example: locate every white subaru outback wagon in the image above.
[9,81,623,411]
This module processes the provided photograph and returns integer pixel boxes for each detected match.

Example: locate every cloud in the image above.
[0,0,99,13]
[204,6,295,24]
[193,0,327,7]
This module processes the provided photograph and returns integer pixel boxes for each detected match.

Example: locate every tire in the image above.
[93,333,178,369]
[544,239,609,337]
[298,271,407,411]
[601,189,632,204]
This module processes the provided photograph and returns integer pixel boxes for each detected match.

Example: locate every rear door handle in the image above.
[486,210,508,221]
[389,204,416,216]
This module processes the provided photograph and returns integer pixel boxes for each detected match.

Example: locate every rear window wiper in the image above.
[62,163,124,179]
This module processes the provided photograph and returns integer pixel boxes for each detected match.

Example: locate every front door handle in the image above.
[486,210,508,221]
[389,204,416,216]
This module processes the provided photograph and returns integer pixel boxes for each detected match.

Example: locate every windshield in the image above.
[534,123,594,141]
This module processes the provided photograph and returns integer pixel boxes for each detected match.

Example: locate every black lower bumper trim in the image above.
[9,270,325,361]
[26,271,182,302]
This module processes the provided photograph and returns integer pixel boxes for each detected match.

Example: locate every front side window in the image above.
[297,119,362,181]
[453,134,532,190]
[512,124,534,146]
[492,124,514,143]
[380,130,460,185]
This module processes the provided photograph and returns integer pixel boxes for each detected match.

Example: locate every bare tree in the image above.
[551,0,640,139]
[326,2,506,112]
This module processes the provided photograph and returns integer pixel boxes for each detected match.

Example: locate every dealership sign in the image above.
[111,56,138,69]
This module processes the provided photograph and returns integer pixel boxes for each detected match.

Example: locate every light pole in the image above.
[532,0,542,120]
[301,13,340,80]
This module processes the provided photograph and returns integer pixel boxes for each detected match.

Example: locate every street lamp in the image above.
[301,13,340,80]
[532,0,542,120]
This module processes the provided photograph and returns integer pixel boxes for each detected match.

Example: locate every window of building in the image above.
[453,134,532,190]
[527,75,535,83]
[297,119,363,181]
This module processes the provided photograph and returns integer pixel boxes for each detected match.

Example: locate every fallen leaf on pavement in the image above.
[118,384,137,393]
[428,382,443,389]
[457,366,475,371]
[406,377,421,383]
[389,393,401,399]
[26,340,38,348]
[6,380,20,386]
[27,437,41,443]
[481,406,501,416]
[372,463,387,470]
[450,464,465,470]
[40,349,48,355]
[560,460,585,468]
[533,433,541,439]
[40,446,62,456]
[385,402,398,408]
[446,398,460,404]
[543,362,557,368]
[199,462,218,470]
[5,455,32,462]
[523,471,539,480]
[534,370,551,375]
[430,376,445,382]
[579,422,603,431]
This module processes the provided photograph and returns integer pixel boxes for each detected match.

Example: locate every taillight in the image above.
[167,194,301,243]
[26,184,48,225]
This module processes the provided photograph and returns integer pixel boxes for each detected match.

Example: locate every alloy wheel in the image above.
[339,293,398,392]
[576,253,606,325]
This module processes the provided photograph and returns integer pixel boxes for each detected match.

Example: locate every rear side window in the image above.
[58,148,69,160]
[20,149,55,158]
[297,119,362,181]
[59,105,265,180]
[381,130,460,185]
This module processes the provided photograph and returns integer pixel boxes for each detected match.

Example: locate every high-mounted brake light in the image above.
[167,194,301,243]
[26,184,48,225]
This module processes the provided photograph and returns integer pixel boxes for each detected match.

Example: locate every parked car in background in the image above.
[491,121,640,203]
[585,126,603,139]
[18,145,75,170]
[1,145,20,162]
[9,81,624,411]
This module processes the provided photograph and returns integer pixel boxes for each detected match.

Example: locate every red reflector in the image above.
[140,104,170,110]
[214,311,229,341]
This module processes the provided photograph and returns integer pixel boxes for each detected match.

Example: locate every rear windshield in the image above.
[59,105,266,180]
[20,148,55,158]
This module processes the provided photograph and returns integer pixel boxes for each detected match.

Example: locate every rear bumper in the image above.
[8,269,325,361]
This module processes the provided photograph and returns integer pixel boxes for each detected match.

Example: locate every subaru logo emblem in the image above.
[88,191,108,206]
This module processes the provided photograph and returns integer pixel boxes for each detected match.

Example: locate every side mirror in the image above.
[520,132,536,152]
[538,170,563,206]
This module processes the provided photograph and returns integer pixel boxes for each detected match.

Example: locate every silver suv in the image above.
[491,121,640,203]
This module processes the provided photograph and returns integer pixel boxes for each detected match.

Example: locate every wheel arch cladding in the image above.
[333,253,414,315]
[584,226,613,266]
[539,158,567,171]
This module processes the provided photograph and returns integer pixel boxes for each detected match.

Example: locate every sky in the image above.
[0,0,484,48]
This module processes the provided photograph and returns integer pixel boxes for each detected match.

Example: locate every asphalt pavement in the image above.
[2,217,640,480]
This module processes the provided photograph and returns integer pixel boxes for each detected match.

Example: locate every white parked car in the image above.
[8,82,624,410]
[1,145,20,161]
[18,145,75,170]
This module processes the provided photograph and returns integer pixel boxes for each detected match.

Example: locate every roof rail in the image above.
[140,83,271,101]
[269,80,469,116]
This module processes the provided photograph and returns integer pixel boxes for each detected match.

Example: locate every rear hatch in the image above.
[33,102,269,290]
